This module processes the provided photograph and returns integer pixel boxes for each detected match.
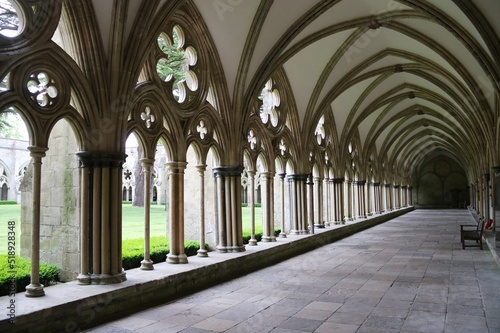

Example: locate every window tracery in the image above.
[259,78,280,127]
[315,115,325,145]
[156,25,198,104]
[26,71,59,108]
[0,0,21,38]
[247,129,257,150]
[140,106,155,129]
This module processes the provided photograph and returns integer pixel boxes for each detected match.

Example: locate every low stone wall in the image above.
[1,207,413,333]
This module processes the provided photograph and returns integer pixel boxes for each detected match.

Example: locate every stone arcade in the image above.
[0,0,499,331]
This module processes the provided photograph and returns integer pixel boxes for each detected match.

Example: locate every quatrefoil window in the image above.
[26,71,58,108]
[259,78,280,127]
[156,25,198,103]
[279,138,286,156]
[247,130,257,150]
[196,120,207,139]
[141,106,155,129]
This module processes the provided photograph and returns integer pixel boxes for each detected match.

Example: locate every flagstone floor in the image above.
[87,209,500,333]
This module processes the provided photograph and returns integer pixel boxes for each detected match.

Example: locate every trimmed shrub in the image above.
[122,236,202,270]
[0,200,17,205]
[0,255,60,296]
[242,228,281,244]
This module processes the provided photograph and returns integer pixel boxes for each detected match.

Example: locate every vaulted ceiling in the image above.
[90,0,499,179]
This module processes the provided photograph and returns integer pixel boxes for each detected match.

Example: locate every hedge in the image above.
[0,255,60,297]
[122,236,201,270]
[242,228,281,244]
[0,200,17,205]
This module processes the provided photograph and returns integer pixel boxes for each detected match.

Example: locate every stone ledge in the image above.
[0,207,414,333]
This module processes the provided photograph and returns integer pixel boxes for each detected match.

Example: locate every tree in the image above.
[156,34,186,84]
[0,0,19,37]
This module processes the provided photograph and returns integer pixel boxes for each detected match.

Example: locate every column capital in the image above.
[140,158,155,167]
[195,164,207,172]
[393,184,400,188]
[491,166,500,174]
[354,180,366,185]
[259,171,275,180]
[484,173,490,181]
[372,182,380,186]
[401,185,408,189]
[28,146,48,158]
[333,177,344,184]
[287,174,309,182]
[213,166,244,177]
[76,151,126,168]
[278,172,286,180]
[166,161,187,173]
[385,183,392,187]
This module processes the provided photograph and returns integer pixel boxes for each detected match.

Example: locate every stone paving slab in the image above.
[85,209,500,333]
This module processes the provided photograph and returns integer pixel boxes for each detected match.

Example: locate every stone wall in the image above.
[0,137,30,202]
[414,155,468,208]
[21,120,80,281]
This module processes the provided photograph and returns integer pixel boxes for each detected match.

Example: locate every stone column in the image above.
[166,161,188,264]
[325,177,331,226]
[288,174,309,234]
[308,175,314,233]
[279,173,287,237]
[314,176,325,228]
[356,180,367,218]
[333,178,345,224]
[367,181,373,216]
[140,158,154,270]
[484,173,490,221]
[76,152,127,285]
[372,182,380,214]
[248,170,258,245]
[197,164,208,257]
[213,166,245,252]
[25,147,47,297]
[261,172,276,242]
[491,167,499,246]
[401,185,407,207]
[408,186,413,206]
[385,183,392,211]
[346,180,353,221]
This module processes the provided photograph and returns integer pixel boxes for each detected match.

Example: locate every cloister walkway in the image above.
[87,210,500,333]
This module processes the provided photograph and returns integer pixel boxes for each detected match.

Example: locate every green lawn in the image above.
[122,204,263,239]
[0,204,21,255]
[0,203,263,254]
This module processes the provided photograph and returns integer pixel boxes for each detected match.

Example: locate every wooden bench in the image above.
[460,212,485,250]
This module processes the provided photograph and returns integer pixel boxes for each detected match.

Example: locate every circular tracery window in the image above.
[156,25,198,103]
[0,0,22,38]
[26,71,59,108]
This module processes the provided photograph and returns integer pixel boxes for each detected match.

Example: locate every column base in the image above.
[25,283,44,297]
[216,245,246,253]
[314,223,325,228]
[89,272,127,284]
[77,274,91,285]
[279,232,287,238]
[197,249,208,257]
[167,253,189,264]
[140,259,154,270]
[290,229,309,235]
[261,236,277,242]
[248,238,258,246]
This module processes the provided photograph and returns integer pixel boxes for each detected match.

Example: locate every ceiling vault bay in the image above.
[90,0,499,182]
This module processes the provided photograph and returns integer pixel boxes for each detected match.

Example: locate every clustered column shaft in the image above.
[166,161,188,264]
[76,152,126,285]
[213,167,245,252]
